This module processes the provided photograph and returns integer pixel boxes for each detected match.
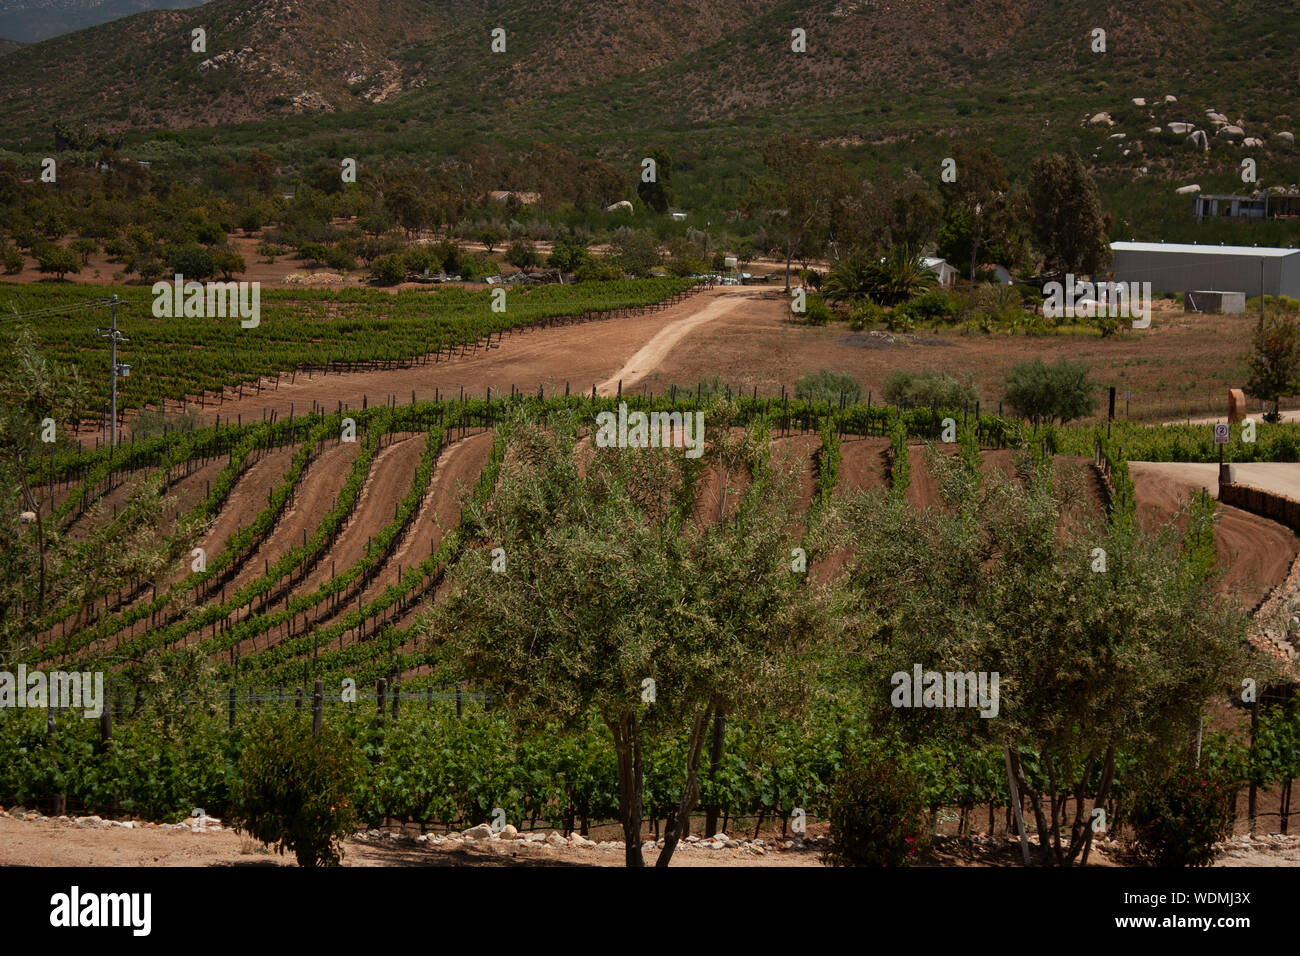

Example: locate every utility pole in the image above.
[94,295,130,448]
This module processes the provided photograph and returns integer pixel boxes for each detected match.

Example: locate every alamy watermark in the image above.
[594,402,705,458]
[152,274,261,328]
[1042,275,1151,329]
[0,666,104,718]
[890,665,999,718]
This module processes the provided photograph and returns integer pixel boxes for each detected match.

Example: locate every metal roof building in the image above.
[1109,241,1300,297]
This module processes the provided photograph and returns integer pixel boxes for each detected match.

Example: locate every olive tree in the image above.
[426,407,823,866]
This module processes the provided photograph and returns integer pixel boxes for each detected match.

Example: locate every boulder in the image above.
[500,824,520,840]
[1217,125,1245,142]
[1166,121,1195,135]
[544,832,567,847]
[1243,137,1264,148]
[604,200,634,214]
[1087,112,1114,127]
[1164,94,1178,102]
[1175,184,1202,195]
[462,823,494,841]
[1147,126,1162,134]
[1109,132,1127,139]
[1131,97,1146,106]
[1277,131,1295,144]
[1206,111,1228,125]
[1186,130,1209,150]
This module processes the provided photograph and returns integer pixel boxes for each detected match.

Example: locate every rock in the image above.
[1164,94,1177,102]
[1175,184,1202,195]
[1277,132,1295,144]
[544,832,567,847]
[1186,130,1209,151]
[685,834,700,843]
[1109,132,1126,139]
[500,824,519,840]
[1087,112,1114,127]
[415,834,428,843]
[1131,97,1146,106]
[567,832,587,846]
[1206,111,1228,125]
[525,832,546,843]
[76,815,106,828]
[1243,137,1264,148]
[723,839,741,849]
[462,823,494,841]
[1217,125,1245,141]
[1147,126,1162,134]
[1167,121,1195,135]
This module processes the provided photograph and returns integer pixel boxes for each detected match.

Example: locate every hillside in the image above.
[2,0,1297,138]
[0,0,204,43]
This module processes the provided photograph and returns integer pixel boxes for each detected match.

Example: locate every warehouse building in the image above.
[1109,241,1300,298]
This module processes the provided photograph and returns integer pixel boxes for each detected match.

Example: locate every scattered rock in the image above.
[1277,131,1295,144]
[1131,97,1146,106]
[1088,112,1114,127]
[1167,121,1195,135]
[1206,111,1229,125]
[1175,184,1202,195]
[1109,132,1126,139]
[1217,125,1245,142]
[1164,94,1177,103]
[1186,130,1209,151]
[1147,126,1162,134]
[1243,137,1264,148]
[544,832,567,847]
[500,824,520,840]
[462,824,494,841]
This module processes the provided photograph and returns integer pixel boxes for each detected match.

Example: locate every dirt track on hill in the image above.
[1129,462,1298,609]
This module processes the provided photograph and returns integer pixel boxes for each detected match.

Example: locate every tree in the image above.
[505,239,540,272]
[937,144,1013,281]
[612,230,661,278]
[478,223,508,254]
[35,245,80,280]
[744,136,852,291]
[69,238,98,266]
[427,410,823,867]
[637,148,674,214]
[1027,152,1111,276]
[213,248,246,280]
[164,242,215,281]
[818,458,1248,866]
[1244,313,1300,422]
[1003,357,1098,424]
[547,237,590,276]
[823,245,937,307]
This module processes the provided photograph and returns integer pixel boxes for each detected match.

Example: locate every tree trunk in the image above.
[1010,750,1053,866]
[608,712,645,867]
[1078,747,1115,867]
[656,705,713,868]
[704,713,726,836]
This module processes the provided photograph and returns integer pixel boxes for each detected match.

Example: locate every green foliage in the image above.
[35,245,79,280]
[230,717,363,867]
[795,368,860,406]
[1130,769,1235,867]
[370,253,406,285]
[505,239,540,272]
[212,248,245,279]
[802,294,832,326]
[1027,152,1111,275]
[1245,313,1300,421]
[823,750,929,867]
[883,369,979,411]
[164,242,215,281]
[1003,357,1097,424]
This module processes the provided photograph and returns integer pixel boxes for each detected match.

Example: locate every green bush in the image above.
[796,369,861,406]
[229,717,363,867]
[164,242,215,281]
[883,369,979,410]
[803,294,832,326]
[1003,358,1097,424]
[848,300,886,331]
[370,253,407,286]
[823,751,929,867]
[1130,770,1234,867]
[901,289,961,324]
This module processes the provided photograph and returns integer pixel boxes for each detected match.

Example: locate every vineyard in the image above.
[0,279,697,420]
[7,390,1300,847]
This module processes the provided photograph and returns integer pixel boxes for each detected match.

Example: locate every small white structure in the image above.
[921,257,958,289]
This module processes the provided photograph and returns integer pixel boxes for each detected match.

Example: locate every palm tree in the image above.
[824,245,937,307]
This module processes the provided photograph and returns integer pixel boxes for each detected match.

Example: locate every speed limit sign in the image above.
[1213,423,1230,445]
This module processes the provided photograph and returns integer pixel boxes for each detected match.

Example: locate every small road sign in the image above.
[1213,423,1230,444]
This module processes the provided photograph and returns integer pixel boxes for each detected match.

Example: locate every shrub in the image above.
[1129,770,1234,867]
[849,300,886,331]
[298,242,328,268]
[1003,358,1098,424]
[901,289,961,324]
[796,369,861,406]
[505,239,541,272]
[324,246,356,272]
[3,247,23,274]
[803,295,832,326]
[404,245,439,276]
[458,252,499,281]
[370,253,407,286]
[883,370,979,410]
[213,249,246,280]
[229,717,363,867]
[823,751,929,867]
[36,245,80,280]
